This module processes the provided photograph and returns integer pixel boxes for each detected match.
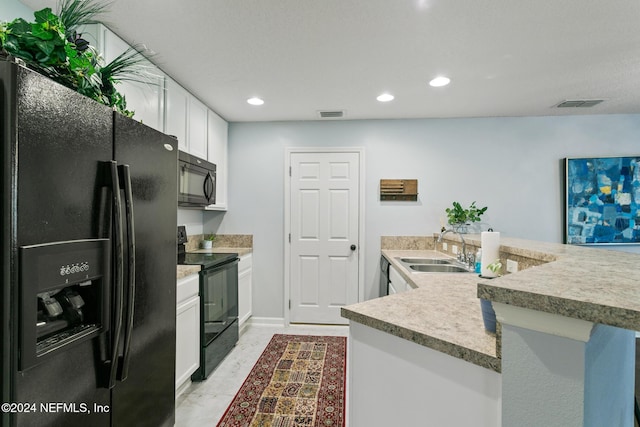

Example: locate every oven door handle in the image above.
[117,164,136,382]
[203,172,215,204]
[200,258,239,276]
[107,161,124,389]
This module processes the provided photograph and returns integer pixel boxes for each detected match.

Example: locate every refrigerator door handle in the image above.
[203,171,214,203]
[117,164,136,382]
[107,161,125,389]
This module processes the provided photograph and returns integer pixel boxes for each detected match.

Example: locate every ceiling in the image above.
[20,0,640,122]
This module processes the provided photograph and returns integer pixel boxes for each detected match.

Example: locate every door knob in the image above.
[350,244,357,251]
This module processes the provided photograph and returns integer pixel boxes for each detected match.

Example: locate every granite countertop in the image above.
[177,264,201,280]
[189,247,253,257]
[341,235,640,374]
[342,250,500,372]
[475,236,640,331]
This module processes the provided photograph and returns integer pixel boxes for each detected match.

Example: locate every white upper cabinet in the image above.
[165,78,208,159]
[188,96,208,160]
[205,109,228,210]
[79,24,165,132]
[78,23,228,206]
[165,77,189,151]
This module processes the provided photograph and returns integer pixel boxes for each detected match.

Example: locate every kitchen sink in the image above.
[397,257,453,265]
[409,264,471,273]
[394,256,473,274]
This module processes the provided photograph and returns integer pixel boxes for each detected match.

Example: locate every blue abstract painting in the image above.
[565,157,640,244]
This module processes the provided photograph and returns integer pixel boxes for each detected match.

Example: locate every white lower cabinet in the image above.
[238,254,253,331]
[175,274,200,392]
[389,265,408,293]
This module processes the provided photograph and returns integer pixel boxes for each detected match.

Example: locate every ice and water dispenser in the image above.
[19,239,110,370]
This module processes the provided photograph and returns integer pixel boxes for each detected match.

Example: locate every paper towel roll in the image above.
[481,231,500,278]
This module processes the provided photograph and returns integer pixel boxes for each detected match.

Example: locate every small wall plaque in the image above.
[380,179,418,201]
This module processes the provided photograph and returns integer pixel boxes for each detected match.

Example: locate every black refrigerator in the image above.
[0,60,177,427]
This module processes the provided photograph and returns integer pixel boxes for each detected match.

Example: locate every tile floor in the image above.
[174,323,349,426]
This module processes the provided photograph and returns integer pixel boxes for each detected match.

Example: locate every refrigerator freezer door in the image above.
[6,62,113,426]
[111,115,178,427]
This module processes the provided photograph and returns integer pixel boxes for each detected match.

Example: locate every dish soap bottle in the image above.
[474,249,482,273]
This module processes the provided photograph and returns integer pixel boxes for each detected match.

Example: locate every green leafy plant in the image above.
[204,234,216,241]
[445,201,488,225]
[57,0,110,39]
[0,0,150,117]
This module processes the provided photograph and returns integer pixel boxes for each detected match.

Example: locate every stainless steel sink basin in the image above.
[409,264,471,273]
[398,257,453,265]
[393,256,473,274]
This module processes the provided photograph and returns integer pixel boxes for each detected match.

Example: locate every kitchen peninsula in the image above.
[342,235,640,427]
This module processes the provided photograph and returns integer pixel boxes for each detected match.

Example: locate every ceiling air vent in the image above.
[318,110,345,119]
[555,99,604,108]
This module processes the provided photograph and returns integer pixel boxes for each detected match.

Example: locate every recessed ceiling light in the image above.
[429,76,450,87]
[247,97,264,106]
[377,93,394,102]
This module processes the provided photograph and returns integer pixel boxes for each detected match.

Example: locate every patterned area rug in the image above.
[217,334,347,427]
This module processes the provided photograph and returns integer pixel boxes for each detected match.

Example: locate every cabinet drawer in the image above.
[177,274,199,305]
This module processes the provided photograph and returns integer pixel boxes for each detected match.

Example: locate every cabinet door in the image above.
[389,265,407,293]
[176,296,200,390]
[238,254,253,327]
[101,28,165,131]
[388,282,397,295]
[188,96,208,159]
[165,78,189,151]
[77,24,165,131]
[206,109,228,210]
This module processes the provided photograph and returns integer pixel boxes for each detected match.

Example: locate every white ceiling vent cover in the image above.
[555,99,604,108]
[318,110,345,119]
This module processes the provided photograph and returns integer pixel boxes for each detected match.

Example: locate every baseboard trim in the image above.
[247,316,286,327]
[175,378,193,399]
[239,318,252,336]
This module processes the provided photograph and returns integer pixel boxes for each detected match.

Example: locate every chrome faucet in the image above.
[438,229,468,266]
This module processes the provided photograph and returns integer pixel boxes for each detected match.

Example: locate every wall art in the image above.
[565,156,640,244]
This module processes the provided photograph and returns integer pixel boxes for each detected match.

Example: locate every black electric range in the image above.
[176,226,240,380]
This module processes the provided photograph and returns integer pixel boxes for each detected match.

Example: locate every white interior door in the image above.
[289,151,360,324]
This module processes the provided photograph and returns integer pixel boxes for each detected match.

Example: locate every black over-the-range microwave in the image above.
[178,150,216,208]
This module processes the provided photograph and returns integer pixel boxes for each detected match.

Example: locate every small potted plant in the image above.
[479,259,501,333]
[445,201,488,233]
[486,259,502,278]
[201,234,215,249]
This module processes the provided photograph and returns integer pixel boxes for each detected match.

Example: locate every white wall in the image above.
[177,208,204,236]
[2,0,33,21]
[206,114,640,320]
